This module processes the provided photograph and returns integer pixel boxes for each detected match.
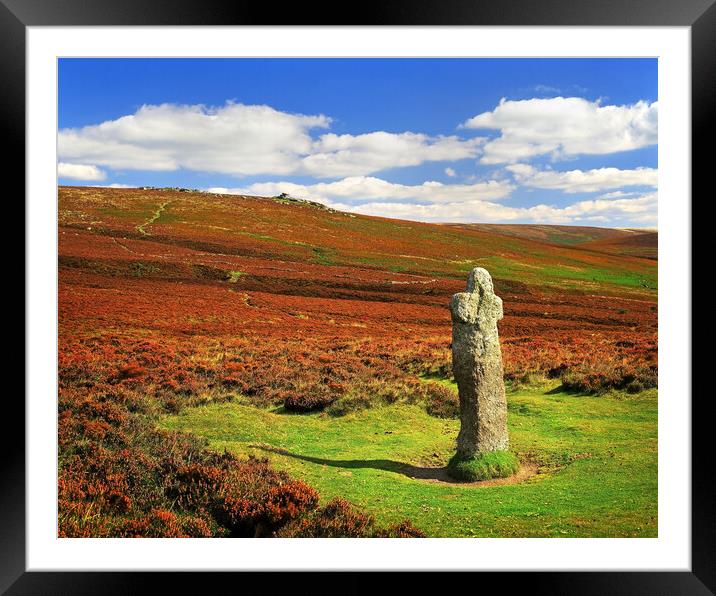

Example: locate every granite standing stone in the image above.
[450,267,509,459]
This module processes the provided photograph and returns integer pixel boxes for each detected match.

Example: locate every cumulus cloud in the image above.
[329,199,529,223]
[462,97,658,164]
[505,164,657,193]
[59,102,330,176]
[58,102,484,178]
[535,191,657,225]
[206,177,655,225]
[206,176,514,206]
[57,96,658,227]
[58,162,106,181]
[303,132,483,177]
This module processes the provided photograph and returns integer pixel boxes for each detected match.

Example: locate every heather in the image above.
[58,186,657,537]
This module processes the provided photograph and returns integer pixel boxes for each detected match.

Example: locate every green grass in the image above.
[475,256,657,293]
[539,264,657,290]
[159,382,657,537]
[311,246,336,266]
[447,450,520,482]
[128,262,161,277]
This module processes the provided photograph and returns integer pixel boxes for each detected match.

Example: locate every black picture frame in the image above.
[9,0,709,592]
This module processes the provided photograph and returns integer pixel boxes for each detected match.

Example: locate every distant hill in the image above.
[444,223,657,260]
[578,231,657,260]
[444,223,643,246]
[58,186,657,297]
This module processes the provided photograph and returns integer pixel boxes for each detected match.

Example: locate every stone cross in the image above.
[449,267,509,459]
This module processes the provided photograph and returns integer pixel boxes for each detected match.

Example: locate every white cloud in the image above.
[329,199,528,223]
[303,132,483,177]
[58,102,484,178]
[206,178,655,225]
[206,176,514,206]
[59,102,330,176]
[462,97,658,164]
[505,164,657,193]
[58,162,106,181]
[57,97,658,227]
[327,191,657,225]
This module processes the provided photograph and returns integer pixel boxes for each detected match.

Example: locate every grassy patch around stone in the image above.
[447,450,520,482]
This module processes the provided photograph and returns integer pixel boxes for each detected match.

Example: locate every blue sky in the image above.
[58,58,657,227]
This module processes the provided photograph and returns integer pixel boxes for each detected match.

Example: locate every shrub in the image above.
[374,520,426,538]
[276,498,372,537]
[276,498,424,538]
[424,382,459,418]
[263,481,321,528]
[325,379,429,417]
[561,364,657,394]
[117,509,213,538]
[447,451,519,482]
[167,455,320,537]
[165,462,225,511]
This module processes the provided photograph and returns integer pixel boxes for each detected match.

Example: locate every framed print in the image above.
[11,0,711,592]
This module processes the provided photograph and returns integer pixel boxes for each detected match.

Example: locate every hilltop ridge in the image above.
[60,186,656,298]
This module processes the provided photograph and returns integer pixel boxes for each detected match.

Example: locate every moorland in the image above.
[58,186,657,537]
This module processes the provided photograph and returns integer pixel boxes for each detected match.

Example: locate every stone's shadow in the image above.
[251,444,450,481]
[545,384,590,396]
[268,406,315,416]
[545,384,567,395]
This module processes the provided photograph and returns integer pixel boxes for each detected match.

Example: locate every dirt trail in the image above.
[137,200,172,236]
[111,237,136,254]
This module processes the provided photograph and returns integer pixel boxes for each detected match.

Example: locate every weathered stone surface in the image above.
[450,267,508,459]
